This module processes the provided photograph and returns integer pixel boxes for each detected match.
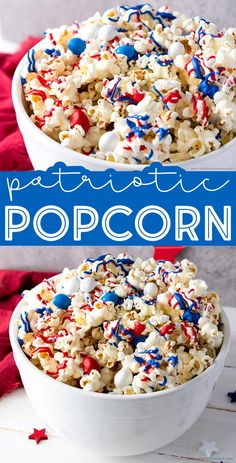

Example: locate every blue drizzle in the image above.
[18,337,24,346]
[156,11,176,20]
[107,16,120,23]
[149,32,166,51]
[20,311,33,333]
[44,48,61,57]
[126,114,151,139]
[167,355,178,367]
[117,257,134,266]
[200,18,210,25]
[134,355,146,365]
[155,53,173,67]
[153,84,169,110]
[86,254,108,263]
[159,376,167,387]
[156,261,181,282]
[192,57,203,79]
[132,156,142,163]
[27,49,36,73]
[35,307,53,318]
[182,311,201,324]
[111,318,123,342]
[124,278,138,291]
[120,4,152,13]
[198,73,219,99]
[197,26,220,46]
[174,292,187,310]
[140,347,160,356]
[111,319,147,347]
[146,149,154,161]
[144,358,161,371]
[106,78,122,103]
[156,128,170,141]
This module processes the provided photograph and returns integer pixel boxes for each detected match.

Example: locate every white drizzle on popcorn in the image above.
[17,254,223,394]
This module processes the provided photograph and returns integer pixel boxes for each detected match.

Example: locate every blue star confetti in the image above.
[227,390,236,403]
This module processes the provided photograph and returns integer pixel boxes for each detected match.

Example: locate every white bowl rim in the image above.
[9,275,231,401]
[12,39,236,171]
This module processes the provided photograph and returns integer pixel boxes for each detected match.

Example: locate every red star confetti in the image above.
[28,428,48,444]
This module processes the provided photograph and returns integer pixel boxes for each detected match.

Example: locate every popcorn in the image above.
[18,253,224,394]
[21,5,236,165]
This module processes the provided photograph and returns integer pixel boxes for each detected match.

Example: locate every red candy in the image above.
[132,322,145,336]
[70,108,90,132]
[82,355,101,374]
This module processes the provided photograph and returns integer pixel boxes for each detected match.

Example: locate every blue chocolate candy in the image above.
[101,292,122,305]
[116,44,138,61]
[53,293,71,309]
[67,37,86,55]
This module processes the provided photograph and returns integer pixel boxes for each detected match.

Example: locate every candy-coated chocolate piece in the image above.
[70,109,90,132]
[82,356,101,374]
[67,37,86,55]
[52,294,71,309]
[116,44,138,61]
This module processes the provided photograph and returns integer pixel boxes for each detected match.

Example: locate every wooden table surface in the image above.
[1,306,236,463]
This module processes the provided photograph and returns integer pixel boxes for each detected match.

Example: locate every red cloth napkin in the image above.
[0,269,53,397]
[153,246,185,263]
[0,37,40,171]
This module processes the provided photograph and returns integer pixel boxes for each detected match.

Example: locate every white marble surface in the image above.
[1,305,236,463]
[1,0,236,42]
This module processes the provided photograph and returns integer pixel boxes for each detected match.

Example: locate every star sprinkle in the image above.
[199,441,219,458]
[228,390,236,403]
[28,428,48,444]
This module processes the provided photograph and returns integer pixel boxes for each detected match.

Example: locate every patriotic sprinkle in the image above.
[17,254,223,394]
[21,4,236,165]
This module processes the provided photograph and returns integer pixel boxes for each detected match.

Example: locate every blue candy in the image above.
[67,37,86,55]
[116,45,138,61]
[53,293,71,310]
[101,292,122,305]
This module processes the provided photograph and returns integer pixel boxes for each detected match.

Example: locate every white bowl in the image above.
[9,280,231,457]
[12,42,236,172]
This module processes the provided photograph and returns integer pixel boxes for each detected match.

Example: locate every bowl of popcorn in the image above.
[12,5,236,171]
[10,253,231,456]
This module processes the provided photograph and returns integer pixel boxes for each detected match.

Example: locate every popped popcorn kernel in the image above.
[17,253,224,394]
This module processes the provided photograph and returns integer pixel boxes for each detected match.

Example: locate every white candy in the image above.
[98,25,117,42]
[62,277,80,296]
[114,368,133,389]
[79,23,100,41]
[144,282,158,298]
[99,131,120,152]
[80,277,96,292]
[168,41,185,59]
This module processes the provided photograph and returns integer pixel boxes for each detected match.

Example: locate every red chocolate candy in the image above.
[70,108,90,132]
[82,355,101,374]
